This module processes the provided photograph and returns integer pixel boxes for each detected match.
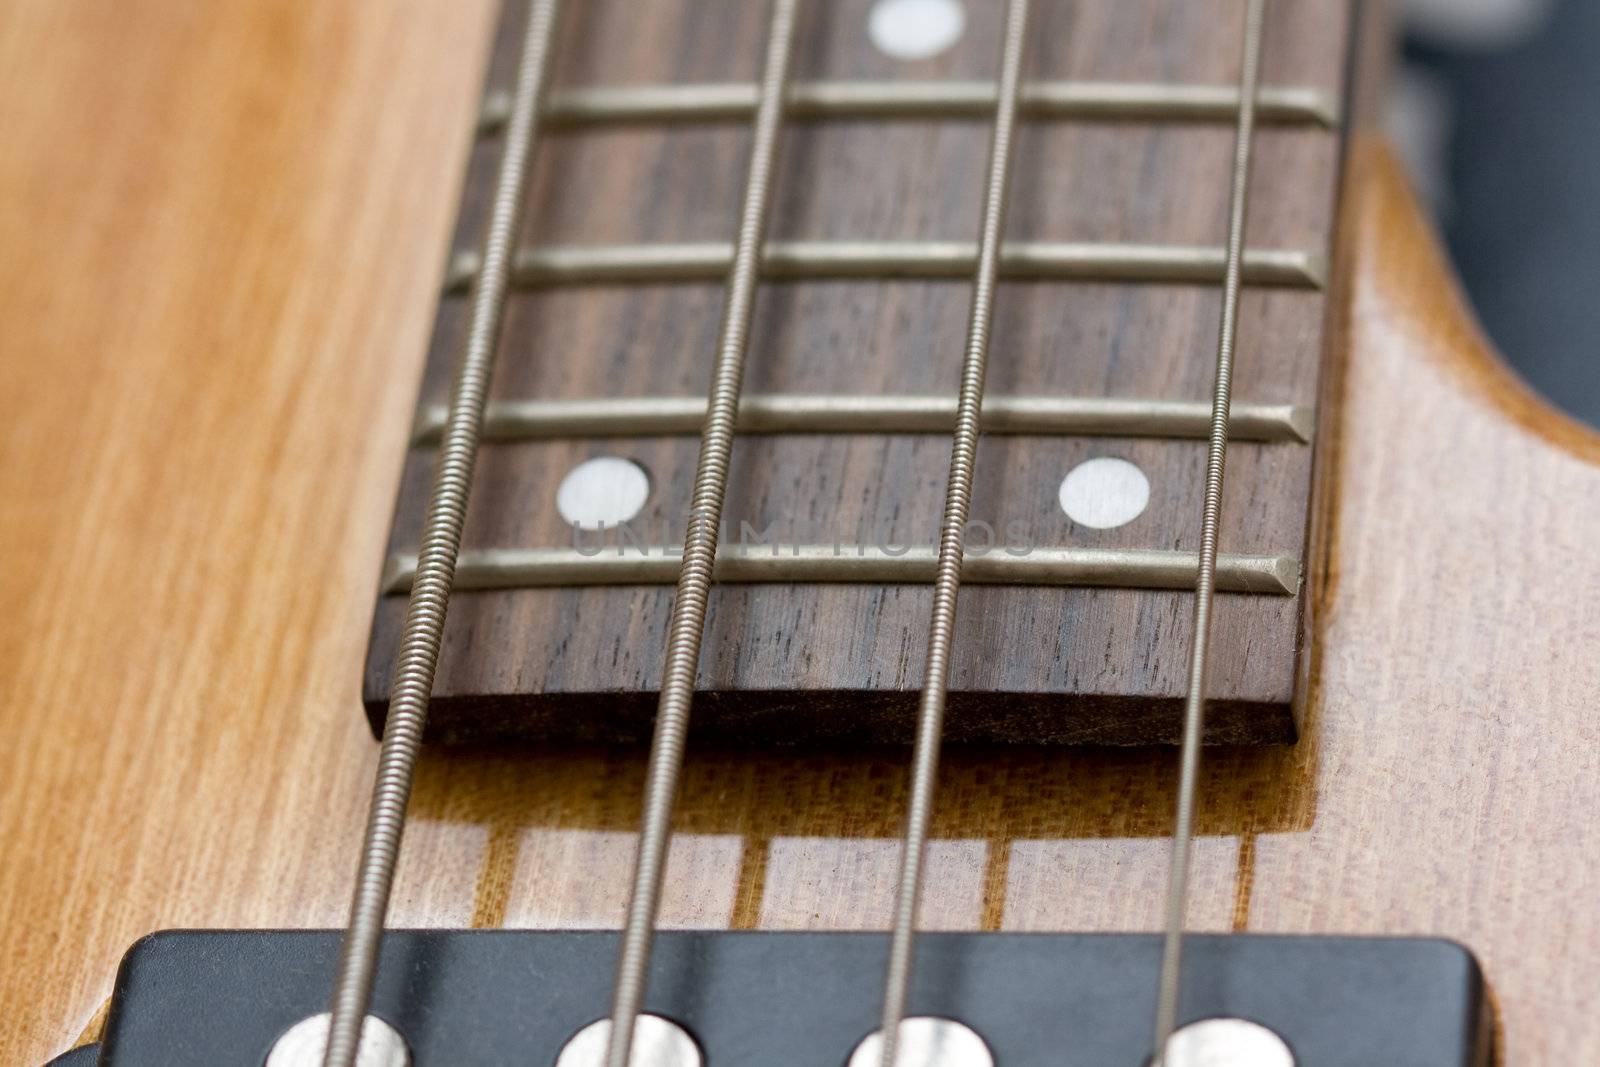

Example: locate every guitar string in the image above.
[600,2,799,1064]
[319,1,562,1064]
[1151,0,1267,1062]
[322,0,1265,1062]
[875,2,1030,1064]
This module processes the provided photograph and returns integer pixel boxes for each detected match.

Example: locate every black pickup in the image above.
[59,929,1491,1065]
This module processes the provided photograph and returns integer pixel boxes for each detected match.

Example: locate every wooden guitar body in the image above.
[3,2,1598,1063]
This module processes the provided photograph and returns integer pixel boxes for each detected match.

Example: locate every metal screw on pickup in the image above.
[556,1014,702,1067]
[266,1013,408,1067]
[847,1016,995,1067]
[1159,1017,1295,1067]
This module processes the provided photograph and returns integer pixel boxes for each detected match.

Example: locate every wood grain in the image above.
[5,2,1600,1065]
[364,0,1350,745]
[0,0,500,1058]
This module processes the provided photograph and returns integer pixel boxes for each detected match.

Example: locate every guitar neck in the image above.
[365,0,1355,747]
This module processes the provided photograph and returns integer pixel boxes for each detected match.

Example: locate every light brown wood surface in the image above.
[0,0,500,1059]
[5,2,1600,1065]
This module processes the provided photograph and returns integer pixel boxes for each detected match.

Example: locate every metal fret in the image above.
[877,3,1031,1064]
[411,395,1311,444]
[321,1,562,1065]
[479,80,1338,131]
[602,3,799,1065]
[380,545,1299,597]
[1153,0,1268,1062]
[444,239,1326,291]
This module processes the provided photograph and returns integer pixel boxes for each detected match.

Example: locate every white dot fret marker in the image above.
[868,0,967,61]
[556,456,650,530]
[1058,457,1150,529]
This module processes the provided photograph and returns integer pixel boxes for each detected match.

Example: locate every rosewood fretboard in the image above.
[364,0,1353,745]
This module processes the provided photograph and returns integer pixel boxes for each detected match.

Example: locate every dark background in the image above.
[1403,0,1600,426]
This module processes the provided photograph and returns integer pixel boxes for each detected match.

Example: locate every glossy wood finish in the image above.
[365,0,1348,745]
[5,4,1600,1067]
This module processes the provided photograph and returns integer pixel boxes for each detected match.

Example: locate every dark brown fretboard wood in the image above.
[364,0,1352,745]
